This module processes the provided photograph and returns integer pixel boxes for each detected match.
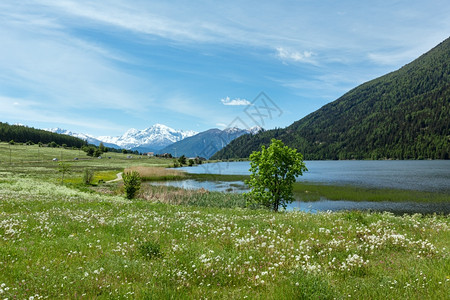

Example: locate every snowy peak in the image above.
[45,127,119,149]
[96,124,198,151]
[249,126,263,134]
[47,128,96,142]
[99,124,197,150]
[223,126,262,135]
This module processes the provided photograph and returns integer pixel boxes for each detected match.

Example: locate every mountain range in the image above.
[158,126,261,158]
[212,37,450,160]
[46,128,119,149]
[97,124,197,152]
[47,124,197,153]
[46,124,261,157]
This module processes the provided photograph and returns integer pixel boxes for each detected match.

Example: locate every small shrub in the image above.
[57,162,71,185]
[138,240,162,259]
[83,169,94,185]
[123,171,141,199]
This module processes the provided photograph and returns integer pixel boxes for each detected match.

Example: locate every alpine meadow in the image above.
[1,2,450,299]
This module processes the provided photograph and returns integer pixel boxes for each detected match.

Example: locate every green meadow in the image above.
[0,143,449,299]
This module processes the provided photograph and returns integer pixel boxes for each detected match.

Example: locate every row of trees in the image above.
[173,155,204,167]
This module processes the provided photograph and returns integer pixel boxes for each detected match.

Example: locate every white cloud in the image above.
[221,96,251,106]
[276,47,315,64]
[367,48,426,66]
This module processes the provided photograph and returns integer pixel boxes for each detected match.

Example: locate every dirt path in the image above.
[106,172,123,183]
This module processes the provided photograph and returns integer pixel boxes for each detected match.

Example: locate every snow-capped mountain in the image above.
[45,124,258,155]
[223,126,262,135]
[46,128,120,149]
[46,124,198,152]
[97,124,197,151]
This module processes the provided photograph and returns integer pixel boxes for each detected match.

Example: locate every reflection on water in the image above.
[149,180,247,193]
[288,198,450,215]
[149,179,449,214]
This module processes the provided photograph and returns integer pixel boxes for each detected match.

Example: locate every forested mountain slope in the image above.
[0,122,86,148]
[212,37,450,160]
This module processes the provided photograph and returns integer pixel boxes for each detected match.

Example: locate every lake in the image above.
[179,160,450,192]
[152,160,450,214]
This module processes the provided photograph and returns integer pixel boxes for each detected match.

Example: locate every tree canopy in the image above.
[245,139,307,212]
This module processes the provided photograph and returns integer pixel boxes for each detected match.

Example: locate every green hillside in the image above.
[212,37,450,160]
[0,122,86,148]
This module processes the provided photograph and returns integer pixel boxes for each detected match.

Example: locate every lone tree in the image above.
[178,155,187,165]
[245,139,307,212]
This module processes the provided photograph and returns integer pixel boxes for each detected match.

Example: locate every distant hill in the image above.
[212,37,450,160]
[0,122,86,148]
[158,127,261,158]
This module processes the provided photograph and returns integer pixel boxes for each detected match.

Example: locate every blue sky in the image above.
[1,0,449,136]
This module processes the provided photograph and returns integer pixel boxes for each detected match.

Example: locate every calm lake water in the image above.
[153,160,450,214]
[179,160,450,192]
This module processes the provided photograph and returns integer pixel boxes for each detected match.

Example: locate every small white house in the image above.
[146,152,154,157]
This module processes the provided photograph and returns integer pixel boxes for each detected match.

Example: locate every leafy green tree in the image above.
[123,171,141,199]
[245,139,307,212]
[99,142,106,153]
[188,159,195,166]
[178,155,187,165]
[94,148,102,157]
[85,146,95,157]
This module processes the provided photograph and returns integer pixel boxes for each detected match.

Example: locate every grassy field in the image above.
[0,142,173,184]
[0,143,449,298]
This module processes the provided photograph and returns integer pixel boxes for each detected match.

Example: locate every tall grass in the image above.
[125,166,186,181]
[138,184,247,208]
